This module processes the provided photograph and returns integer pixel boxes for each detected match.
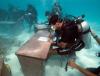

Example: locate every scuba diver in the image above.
[45,2,62,22]
[48,14,91,71]
[24,4,37,32]
[48,14,91,55]
[7,4,37,33]
[51,2,62,17]
[45,2,63,33]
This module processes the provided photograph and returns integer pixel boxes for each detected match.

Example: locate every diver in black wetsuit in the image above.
[45,2,63,32]
[48,14,85,71]
[49,14,85,55]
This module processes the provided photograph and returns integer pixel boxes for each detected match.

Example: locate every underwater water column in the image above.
[0,0,100,76]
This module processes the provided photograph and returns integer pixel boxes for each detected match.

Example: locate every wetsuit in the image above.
[55,22,85,55]
[61,22,79,43]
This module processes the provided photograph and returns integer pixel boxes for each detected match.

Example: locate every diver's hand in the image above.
[48,34,53,43]
[48,34,53,39]
[68,59,78,69]
[57,42,67,48]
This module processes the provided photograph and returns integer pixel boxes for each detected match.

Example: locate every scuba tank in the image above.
[75,15,91,49]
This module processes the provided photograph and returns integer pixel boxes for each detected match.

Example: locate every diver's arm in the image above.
[90,30,100,45]
[68,60,97,76]
[57,39,85,55]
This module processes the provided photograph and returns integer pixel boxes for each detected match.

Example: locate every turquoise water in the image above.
[0,0,100,22]
[0,0,100,32]
[0,0,100,76]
